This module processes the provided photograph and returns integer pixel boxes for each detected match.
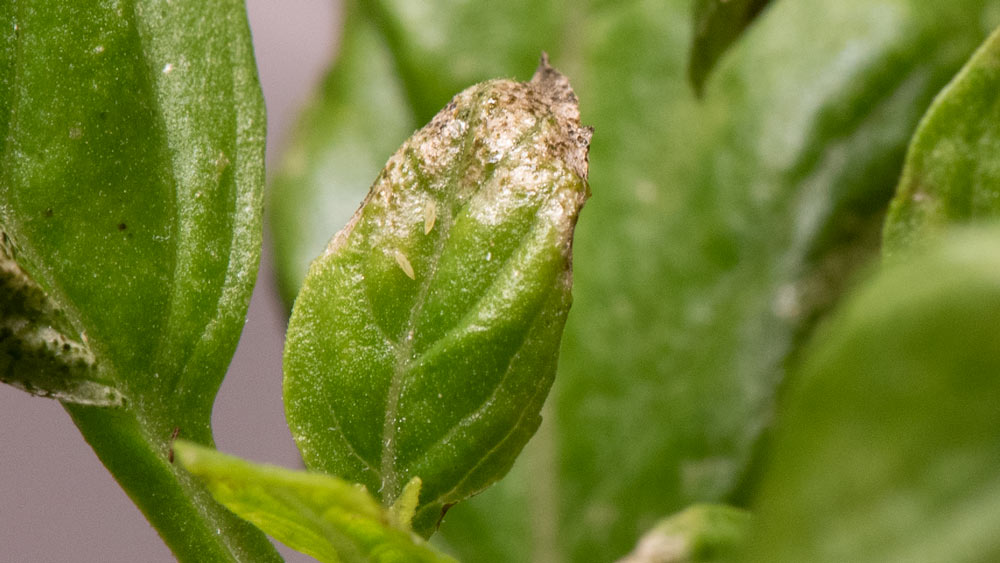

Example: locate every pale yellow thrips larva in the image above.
[424,200,437,234]
[394,250,416,280]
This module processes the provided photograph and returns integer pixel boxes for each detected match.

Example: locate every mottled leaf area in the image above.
[0,230,123,406]
[284,56,591,536]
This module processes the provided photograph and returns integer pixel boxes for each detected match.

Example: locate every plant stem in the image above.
[65,404,282,563]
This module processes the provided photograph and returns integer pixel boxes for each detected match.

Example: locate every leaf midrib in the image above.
[358,6,584,555]
[378,143,473,501]
[375,111,550,502]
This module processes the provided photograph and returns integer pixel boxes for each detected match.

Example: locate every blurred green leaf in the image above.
[175,441,455,563]
[884,26,1000,258]
[282,59,590,536]
[268,3,415,304]
[271,0,998,561]
[744,225,1000,563]
[357,0,564,122]
[1,2,278,560]
[688,0,772,96]
[617,504,751,563]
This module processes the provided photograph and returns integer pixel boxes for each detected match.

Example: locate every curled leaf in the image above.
[283,55,590,536]
[0,231,123,406]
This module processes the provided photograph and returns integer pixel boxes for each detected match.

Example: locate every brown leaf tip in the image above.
[530,53,593,180]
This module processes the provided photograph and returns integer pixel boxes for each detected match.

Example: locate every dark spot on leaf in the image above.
[44,208,53,217]
[117,222,127,231]
[435,503,456,530]
[168,427,180,463]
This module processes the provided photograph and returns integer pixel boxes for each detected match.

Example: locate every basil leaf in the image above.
[272,1,997,560]
[174,441,456,563]
[884,26,1000,258]
[744,226,1000,563]
[1,3,278,560]
[282,58,590,536]
[688,0,772,96]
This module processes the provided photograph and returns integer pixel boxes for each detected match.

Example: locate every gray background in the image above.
[1,1,341,560]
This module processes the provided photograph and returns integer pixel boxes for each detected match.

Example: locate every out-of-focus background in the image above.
[0,1,341,560]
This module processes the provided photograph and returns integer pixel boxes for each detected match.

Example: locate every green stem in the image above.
[65,404,282,563]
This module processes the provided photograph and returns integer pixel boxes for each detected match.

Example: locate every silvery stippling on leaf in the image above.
[284,54,591,536]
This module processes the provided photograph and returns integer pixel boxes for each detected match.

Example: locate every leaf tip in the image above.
[530,53,593,181]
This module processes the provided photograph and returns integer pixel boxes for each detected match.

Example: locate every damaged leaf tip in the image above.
[531,52,594,181]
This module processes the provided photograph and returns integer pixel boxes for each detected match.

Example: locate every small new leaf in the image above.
[884,26,1000,258]
[388,476,423,530]
[283,55,590,536]
[173,441,454,563]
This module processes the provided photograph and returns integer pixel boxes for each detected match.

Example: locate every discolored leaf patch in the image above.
[0,230,123,406]
[283,56,590,536]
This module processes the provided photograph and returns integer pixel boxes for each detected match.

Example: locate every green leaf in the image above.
[272,1,998,561]
[174,441,456,563]
[884,26,1000,258]
[282,58,590,537]
[744,225,1000,563]
[268,2,416,304]
[617,504,751,563]
[688,0,772,96]
[1,3,278,560]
